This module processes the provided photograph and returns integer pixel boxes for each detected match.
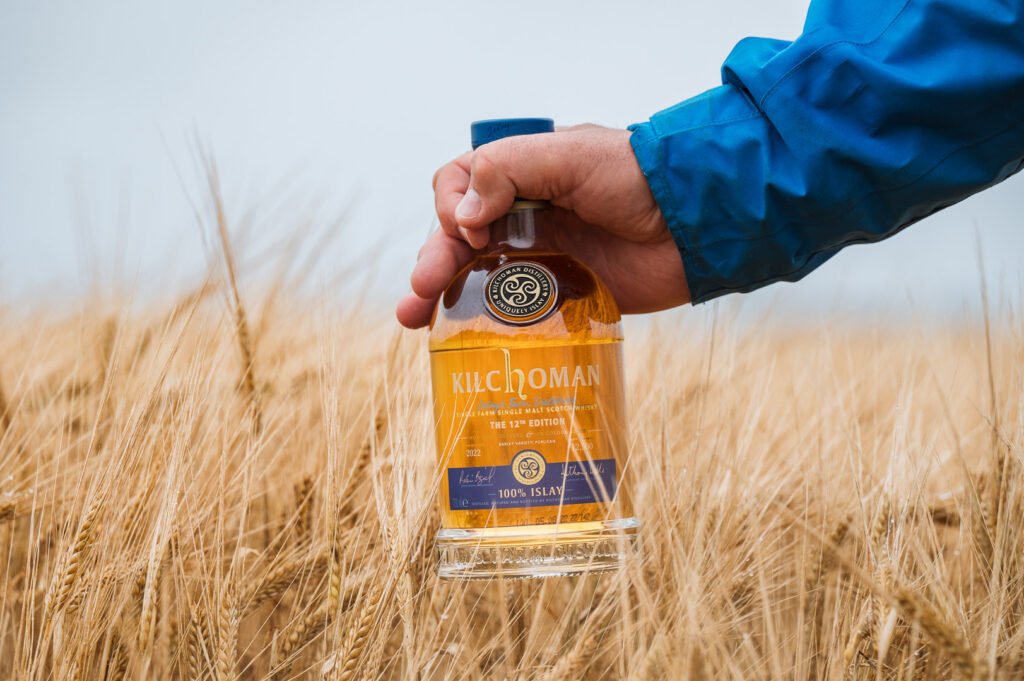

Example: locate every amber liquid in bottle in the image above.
[430,202,640,579]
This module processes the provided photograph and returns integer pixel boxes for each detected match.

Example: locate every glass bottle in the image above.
[429,118,639,579]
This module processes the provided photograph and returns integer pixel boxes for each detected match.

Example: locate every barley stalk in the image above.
[332,578,387,681]
[843,600,872,665]
[909,638,930,681]
[272,603,331,677]
[974,472,996,564]
[340,413,387,520]
[894,587,987,681]
[104,636,129,681]
[186,608,215,681]
[538,599,614,681]
[207,158,262,436]
[627,629,670,681]
[0,500,15,524]
[386,510,413,662]
[868,498,895,661]
[217,582,240,681]
[804,512,852,675]
[247,549,329,613]
[139,539,169,652]
[43,494,103,633]
[294,475,315,544]
[0,369,11,436]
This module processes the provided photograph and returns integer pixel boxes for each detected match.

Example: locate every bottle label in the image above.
[484,261,558,324]
[430,342,626,528]
[447,453,616,511]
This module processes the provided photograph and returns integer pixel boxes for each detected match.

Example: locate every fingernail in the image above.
[455,189,481,222]
[458,226,473,242]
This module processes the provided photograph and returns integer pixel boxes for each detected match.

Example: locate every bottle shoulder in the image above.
[429,251,623,351]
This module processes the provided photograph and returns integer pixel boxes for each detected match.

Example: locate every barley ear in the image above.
[186,607,215,681]
[43,495,103,634]
[272,604,331,679]
[539,599,614,681]
[217,583,240,681]
[893,587,987,681]
[0,369,11,436]
[843,600,873,665]
[207,158,262,436]
[294,475,315,544]
[247,549,329,613]
[332,578,387,681]
[104,636,129,681]
[138,540,168,652]
[0,500,15,524]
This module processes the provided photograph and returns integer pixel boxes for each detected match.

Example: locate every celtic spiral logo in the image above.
[485,262,557,323]
[511,450,546,485]
[498,273,542,307]
[517,455,540,479]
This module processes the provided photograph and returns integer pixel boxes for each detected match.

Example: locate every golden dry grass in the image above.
[0,236,1022,679]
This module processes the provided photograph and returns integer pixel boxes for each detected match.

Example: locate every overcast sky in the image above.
[2,0,1021,322]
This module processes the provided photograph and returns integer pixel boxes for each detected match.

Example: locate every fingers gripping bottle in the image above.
[429,118,640,579]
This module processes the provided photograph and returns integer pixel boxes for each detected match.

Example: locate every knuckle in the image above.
[438,218,460,237]
[469,147,498,178]
[470,140,522,194]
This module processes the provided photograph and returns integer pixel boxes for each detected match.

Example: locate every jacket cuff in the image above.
[629,84,768,304]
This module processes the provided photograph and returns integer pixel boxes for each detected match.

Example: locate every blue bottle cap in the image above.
[471,118,554,149]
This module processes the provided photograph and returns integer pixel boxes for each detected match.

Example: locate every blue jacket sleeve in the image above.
[629,0,1024,303]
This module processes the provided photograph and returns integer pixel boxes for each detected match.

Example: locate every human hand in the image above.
[396,124,690,328]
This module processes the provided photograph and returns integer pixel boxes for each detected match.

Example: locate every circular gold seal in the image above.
[485,261,557,324]
[510,449,546,486]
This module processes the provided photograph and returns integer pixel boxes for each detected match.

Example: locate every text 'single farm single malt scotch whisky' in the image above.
[429,118,639,579]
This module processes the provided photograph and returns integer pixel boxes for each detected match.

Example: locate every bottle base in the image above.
[435,517,640,580]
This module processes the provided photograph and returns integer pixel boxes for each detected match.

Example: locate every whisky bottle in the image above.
[429,118,639,579]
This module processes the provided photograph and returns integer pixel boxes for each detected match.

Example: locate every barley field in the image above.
[1,220,1022,680]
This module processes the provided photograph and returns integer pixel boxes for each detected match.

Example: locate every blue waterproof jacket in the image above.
[628,0,1024,303]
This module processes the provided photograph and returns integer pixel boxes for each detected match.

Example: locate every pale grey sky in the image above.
[1,0,1021,321]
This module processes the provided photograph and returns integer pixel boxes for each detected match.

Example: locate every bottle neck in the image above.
[487,200,556,253]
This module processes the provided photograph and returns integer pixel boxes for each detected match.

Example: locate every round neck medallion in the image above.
[484,261,558,324]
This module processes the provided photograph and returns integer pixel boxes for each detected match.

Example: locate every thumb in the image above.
[454,131,591,230]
